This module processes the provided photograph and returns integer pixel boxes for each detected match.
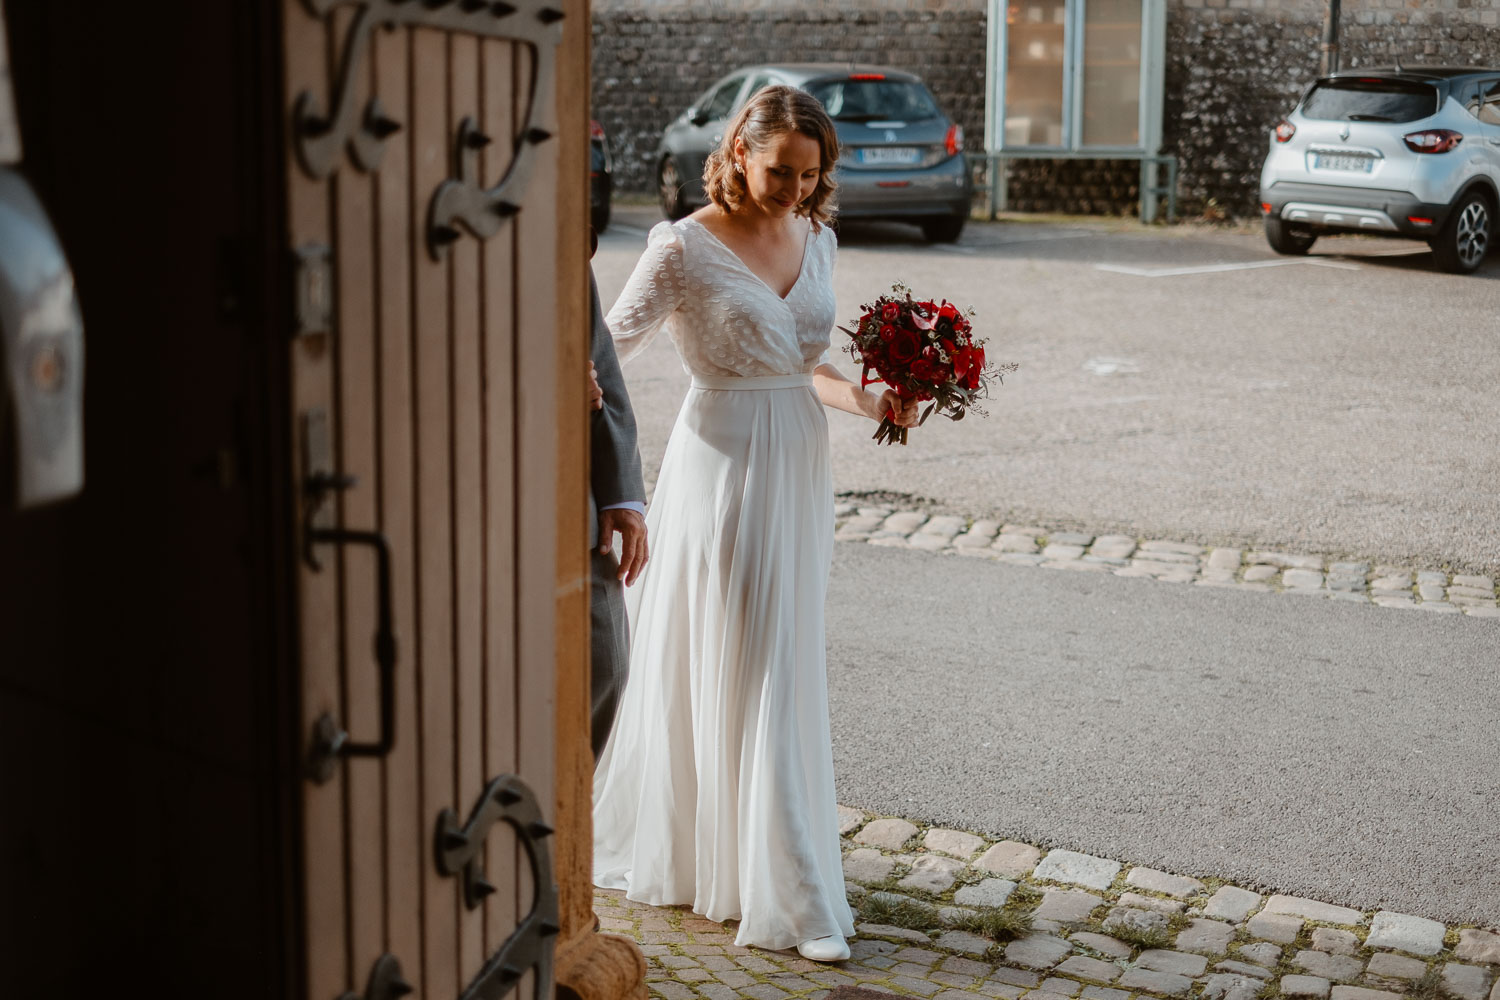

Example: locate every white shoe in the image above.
[796,935,850,962]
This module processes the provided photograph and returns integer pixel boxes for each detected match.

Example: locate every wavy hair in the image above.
[702,85,840,230]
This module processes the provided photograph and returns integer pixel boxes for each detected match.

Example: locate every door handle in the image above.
[300,408,400,782]
[306,522,400,782]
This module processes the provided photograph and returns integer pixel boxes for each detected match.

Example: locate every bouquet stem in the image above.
[873,415,908,446]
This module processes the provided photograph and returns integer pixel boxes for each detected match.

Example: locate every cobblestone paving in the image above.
[831,502,1500,618]
[601,811,1500,1000]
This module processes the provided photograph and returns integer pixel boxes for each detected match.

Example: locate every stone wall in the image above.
[591,0,989,200]
[1165,0,1500,218]
[592,0,1500,220]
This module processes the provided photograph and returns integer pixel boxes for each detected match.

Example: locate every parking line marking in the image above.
[1095,257,1360,277]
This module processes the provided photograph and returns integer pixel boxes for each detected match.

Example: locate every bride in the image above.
[592,85,919,962]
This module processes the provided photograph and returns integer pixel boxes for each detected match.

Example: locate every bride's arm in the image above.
[812,363,920,425]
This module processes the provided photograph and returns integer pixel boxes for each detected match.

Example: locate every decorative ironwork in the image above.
[338,953,414,1000]
[292,0,564,180]
[436,775,559,999]
[425,111,552,258]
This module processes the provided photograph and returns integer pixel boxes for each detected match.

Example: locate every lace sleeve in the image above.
[605,222,687,365]
[816,224,838,368]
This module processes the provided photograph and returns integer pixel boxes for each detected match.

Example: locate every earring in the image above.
[734,161,744,174]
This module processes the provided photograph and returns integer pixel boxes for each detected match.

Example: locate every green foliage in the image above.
[1406,969,1447,1000]
[859,895,938,931]
[951,907,1035,942]
[1106,920,1172,950]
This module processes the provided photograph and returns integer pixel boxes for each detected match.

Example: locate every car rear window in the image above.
[1301,79,1438,123]
[805,79,940,122]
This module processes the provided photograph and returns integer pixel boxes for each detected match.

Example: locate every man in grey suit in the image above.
[587,268,647,763]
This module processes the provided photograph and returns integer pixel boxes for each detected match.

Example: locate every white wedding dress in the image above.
[593,217,855,951]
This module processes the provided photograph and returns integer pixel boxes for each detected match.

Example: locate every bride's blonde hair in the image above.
[702,85,840,230]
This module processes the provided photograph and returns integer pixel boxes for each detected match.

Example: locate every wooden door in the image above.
[280,2,590,996]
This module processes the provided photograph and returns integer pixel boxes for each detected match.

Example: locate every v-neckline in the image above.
[686,217,813,302]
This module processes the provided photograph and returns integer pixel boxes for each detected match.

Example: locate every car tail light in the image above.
[1407,216,1434,226]
[1274,119,1296,143]
[589,119,606,140]
[849,73,885,81]
[1402,129,1463,153]
[1261,202,1272,215]
[945,124,964,156]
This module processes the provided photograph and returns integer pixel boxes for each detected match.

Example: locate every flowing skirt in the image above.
[593,375,854,951]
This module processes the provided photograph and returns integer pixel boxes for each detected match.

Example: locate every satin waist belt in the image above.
[690,374,814,391]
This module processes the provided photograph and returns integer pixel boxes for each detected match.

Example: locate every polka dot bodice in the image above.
[606,218,836,376]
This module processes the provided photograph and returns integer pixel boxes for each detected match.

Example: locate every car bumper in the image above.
[837,155,971,219]
[1260,181,1450,237]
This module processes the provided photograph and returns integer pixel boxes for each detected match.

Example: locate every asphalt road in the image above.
[595,203,1500,575]
[826,542,1500,925]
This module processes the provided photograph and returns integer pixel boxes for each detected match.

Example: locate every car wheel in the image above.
[658,155,688,221]
[921,214,965,243]
[1429,191,1491,274]
[1264,214,1316,255]
[591,200,610,235]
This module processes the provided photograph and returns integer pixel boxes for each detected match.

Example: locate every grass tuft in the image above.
[859,895,938,930]
[1406,970,1446,1000]
[951,907,1036,942]
[1106,921,1172,950]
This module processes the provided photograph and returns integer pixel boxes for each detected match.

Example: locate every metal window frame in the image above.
[984,0,1172,221]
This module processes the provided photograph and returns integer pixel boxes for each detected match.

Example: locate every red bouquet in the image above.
[842,283,1016,445]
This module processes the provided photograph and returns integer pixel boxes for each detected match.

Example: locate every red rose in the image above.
[881,302,901,322]
[879,324,896,341]
[888,328,921,365]
[910,358,937,381]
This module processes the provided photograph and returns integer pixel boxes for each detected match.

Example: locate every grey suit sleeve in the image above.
[590,270,646,512]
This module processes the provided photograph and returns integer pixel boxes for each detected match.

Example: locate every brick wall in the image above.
[592,0,1500,219]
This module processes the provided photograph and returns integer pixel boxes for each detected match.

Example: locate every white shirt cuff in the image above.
[600,500,647,517]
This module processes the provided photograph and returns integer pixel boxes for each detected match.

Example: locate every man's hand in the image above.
[598,508,648,585]
[588,360,604,411]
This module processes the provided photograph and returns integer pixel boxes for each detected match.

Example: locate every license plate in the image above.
[1314,152,1374,172]
[860,146,921,165]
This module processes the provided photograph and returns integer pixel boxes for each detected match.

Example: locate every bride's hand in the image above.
[878,389,921,427]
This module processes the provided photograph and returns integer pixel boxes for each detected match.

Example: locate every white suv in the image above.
[1259,67,1500,273]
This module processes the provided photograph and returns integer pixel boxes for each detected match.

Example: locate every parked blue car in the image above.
[655,64,973,242]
